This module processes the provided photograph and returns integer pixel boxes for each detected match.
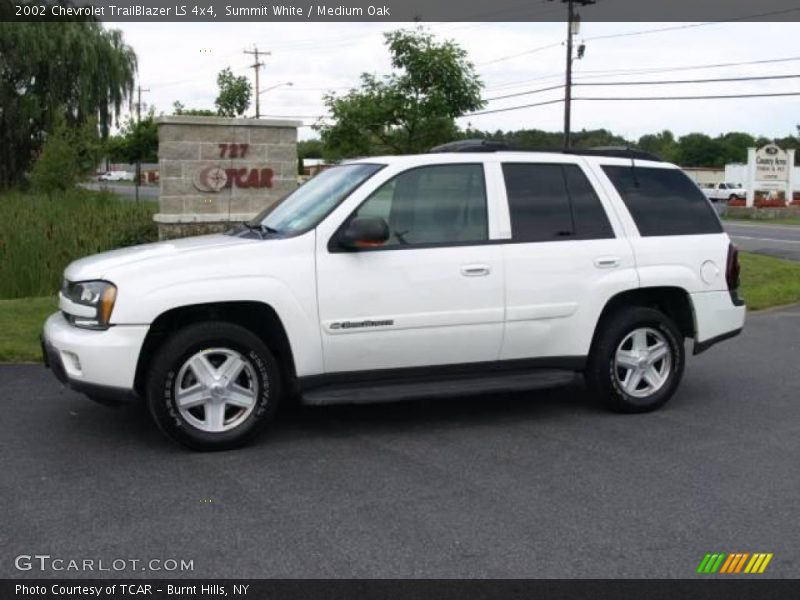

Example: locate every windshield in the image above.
[251,163,383,234]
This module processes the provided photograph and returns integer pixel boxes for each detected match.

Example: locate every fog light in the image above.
[62,351,82,374]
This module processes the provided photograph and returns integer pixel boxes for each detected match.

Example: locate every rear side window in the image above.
[602,166,723,236]
[502,163,614,242]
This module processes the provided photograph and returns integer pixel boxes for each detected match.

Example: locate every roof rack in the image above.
[428,139,663,162]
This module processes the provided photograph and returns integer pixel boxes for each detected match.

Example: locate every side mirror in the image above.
[338,217,390,250]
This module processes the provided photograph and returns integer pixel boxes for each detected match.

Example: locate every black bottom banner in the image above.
[3,579,800,600]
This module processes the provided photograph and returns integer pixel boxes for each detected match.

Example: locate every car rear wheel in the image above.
[586,307,684,413]
[146,321,281,450]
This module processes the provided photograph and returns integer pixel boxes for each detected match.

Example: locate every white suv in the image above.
[42,142,746,450]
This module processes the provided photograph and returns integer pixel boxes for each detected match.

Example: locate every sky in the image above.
[112,21,800,141]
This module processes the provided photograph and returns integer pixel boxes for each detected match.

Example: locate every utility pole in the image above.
[134,85,150,203]
[564,1,575,149]
[243,46,270,118]
[555,0,594,148]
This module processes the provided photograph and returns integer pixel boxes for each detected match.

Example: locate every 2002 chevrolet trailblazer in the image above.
[42,142,746,450]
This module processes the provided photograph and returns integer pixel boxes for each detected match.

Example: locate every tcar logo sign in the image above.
[193,143,275,193]
[194,166,228,192]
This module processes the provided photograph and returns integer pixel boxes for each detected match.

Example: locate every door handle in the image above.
[461,264,491,277]
[594,257,620,269]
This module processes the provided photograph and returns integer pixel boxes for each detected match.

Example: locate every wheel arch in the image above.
[133,301,297,398]
[590,286,695,355]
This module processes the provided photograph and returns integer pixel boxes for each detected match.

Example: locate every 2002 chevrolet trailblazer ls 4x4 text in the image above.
[42,142,746,450]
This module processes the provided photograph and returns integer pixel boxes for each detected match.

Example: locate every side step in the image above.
[300,370,578,406]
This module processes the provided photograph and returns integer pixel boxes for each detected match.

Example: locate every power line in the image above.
[579,73,800,86]
[584,8,800,42]
[486,83,565,102]
[576,91,800,101]
[480,7,800,69]
[485,72,800,101]
[477,41,562,67]
[466,90,800,117]
[467,98,565,117]
[484,56,800,96]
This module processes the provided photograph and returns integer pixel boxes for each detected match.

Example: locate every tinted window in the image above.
[502,163,613,242]
[353,164,488,247]
[563,165,615,240]
[602,166,722,236]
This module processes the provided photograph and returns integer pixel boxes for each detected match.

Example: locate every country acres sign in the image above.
[755,144,789,182]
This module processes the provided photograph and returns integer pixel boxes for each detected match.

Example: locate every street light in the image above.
[259,81,294,96]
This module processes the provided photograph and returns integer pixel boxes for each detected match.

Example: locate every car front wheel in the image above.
[586,307,685,413]
[146,321,281,450]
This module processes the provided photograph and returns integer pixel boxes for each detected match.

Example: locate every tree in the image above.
[316,29,484,158]
[105,108,159,164]
[215,68,252,117]
[298,139,324,159]
[675,133,723,167]
[0,14,136,188]
[637,130,679,162]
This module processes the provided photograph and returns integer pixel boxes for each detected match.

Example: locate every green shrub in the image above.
[29,120,103,192]
[0,189,157,299]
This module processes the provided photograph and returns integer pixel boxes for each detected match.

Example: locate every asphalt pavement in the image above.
[724,221,800,262]
[2,306,799,579]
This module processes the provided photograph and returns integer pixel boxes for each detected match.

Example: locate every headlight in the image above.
[62,280,117,329]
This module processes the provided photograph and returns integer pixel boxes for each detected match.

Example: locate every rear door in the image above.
[595,162,730,295]
[494,158,638,361]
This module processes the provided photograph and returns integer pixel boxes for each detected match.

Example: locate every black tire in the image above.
[728,194,738,202]
[585,307,684,413]
[146,321,281,451]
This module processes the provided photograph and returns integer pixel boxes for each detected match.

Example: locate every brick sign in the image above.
[157,115,299,239]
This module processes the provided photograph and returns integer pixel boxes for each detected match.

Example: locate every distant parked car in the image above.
[702,183,746,203]
[98,171,133,182]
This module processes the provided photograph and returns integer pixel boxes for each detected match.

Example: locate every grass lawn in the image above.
[1,253,799,363]
[0,296,56,362]
[738,253,800,311]
[723,214,800,226]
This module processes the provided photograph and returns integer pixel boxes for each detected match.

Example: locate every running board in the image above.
[300,370,578,406]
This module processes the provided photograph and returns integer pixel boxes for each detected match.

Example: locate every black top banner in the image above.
[4,0,800,22]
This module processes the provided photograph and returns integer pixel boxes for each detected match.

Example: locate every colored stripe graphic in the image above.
[697,554,713,573]
[700,552,773,574]
[735,553,750,573]
[758,553,773,573]
[719,554,736,573]
[697,553,727,573]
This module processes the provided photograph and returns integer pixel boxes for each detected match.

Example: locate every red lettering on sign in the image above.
[241,169,258,188]
[218,143,249,159]
[219,167,273,189]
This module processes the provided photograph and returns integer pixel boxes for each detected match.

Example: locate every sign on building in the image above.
[754,144,789,182]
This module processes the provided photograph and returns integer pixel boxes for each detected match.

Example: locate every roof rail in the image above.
[429,139,509,153]
[428,139,662,162]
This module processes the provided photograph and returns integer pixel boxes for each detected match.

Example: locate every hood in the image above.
[64,234,257,282]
